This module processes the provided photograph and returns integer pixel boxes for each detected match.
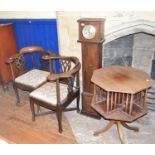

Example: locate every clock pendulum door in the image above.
[77,18,105,118]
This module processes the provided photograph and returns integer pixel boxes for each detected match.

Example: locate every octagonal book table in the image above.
[91,65,152,143]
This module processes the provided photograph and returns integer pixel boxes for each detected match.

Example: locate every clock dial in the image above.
[82,25,96,39]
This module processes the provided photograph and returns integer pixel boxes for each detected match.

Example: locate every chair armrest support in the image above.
[6,53,26,80]
[6,57,14,64]
[6,53,20,64]
[6,54,19,80]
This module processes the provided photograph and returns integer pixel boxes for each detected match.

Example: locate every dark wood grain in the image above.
[77,18,105,118]
[91,66,152,122]
[91,65,152,94]
[0,23,18,88]
[91,66,152,143]
[29,56,81,133]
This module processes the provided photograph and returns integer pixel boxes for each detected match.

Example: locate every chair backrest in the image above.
[42,55,80,73]
[42,55,81,89]
[18,46,44,71]
[6,46,58,80]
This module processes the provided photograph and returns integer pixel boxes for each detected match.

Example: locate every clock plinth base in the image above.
[81,92,101,119]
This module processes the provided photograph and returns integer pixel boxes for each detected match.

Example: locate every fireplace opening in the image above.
[103,32,155,80]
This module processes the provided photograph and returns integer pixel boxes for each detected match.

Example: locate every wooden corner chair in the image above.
[29,56,81,133]
[6,46,57,106]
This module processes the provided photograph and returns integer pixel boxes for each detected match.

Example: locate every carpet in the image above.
[65,109,155,144]
[64,83,155,144]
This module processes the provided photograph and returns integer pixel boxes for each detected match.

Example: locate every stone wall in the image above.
[103,32,155,76]
[132,33,155,74]
[56,11,155,60]
[103,35,133,67]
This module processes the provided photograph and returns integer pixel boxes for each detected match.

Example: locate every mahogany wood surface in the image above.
[0,23,18,88]
[77,18,105,43]
[77,18,105,118]
[91,66,152,122]
[91,65,152,94]
[91,66,152,143]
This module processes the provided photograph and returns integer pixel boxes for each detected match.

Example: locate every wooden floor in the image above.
[0,85,77,144]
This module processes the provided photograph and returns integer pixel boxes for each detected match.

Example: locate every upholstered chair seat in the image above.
[15,69,50,88]
[30,82,68,105]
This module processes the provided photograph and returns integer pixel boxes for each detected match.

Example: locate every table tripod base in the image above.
[94,120,139,144]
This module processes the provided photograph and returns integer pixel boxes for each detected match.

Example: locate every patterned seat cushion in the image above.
[30,82,68,106]
[15,69,50,88]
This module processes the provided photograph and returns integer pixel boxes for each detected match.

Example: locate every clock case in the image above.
[77,18,105,118]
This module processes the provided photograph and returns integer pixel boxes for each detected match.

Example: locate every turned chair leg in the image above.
[13,84,20,106]
[76,95,80,113]
[56,108,63,133]
[30,99,35,121]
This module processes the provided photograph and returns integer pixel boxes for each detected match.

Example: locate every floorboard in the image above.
[0,85,76,144]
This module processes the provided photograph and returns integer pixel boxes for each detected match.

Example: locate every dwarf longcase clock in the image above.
[77,18,105,118]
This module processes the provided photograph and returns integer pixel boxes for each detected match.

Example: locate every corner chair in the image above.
[6,46,57,106]
[29,55,81,133]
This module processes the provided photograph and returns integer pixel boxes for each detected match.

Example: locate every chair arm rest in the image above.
[48,51,58,57]
[41,51,58,60]
[42,55,67,61]
[47,72,72,81]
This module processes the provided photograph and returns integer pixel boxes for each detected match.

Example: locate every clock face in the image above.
[82,25,96,39]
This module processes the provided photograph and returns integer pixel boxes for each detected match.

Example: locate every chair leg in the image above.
[29,98,35,121]
[76,95,80,113]
[56,108,63,133]
[13,84,20,106]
